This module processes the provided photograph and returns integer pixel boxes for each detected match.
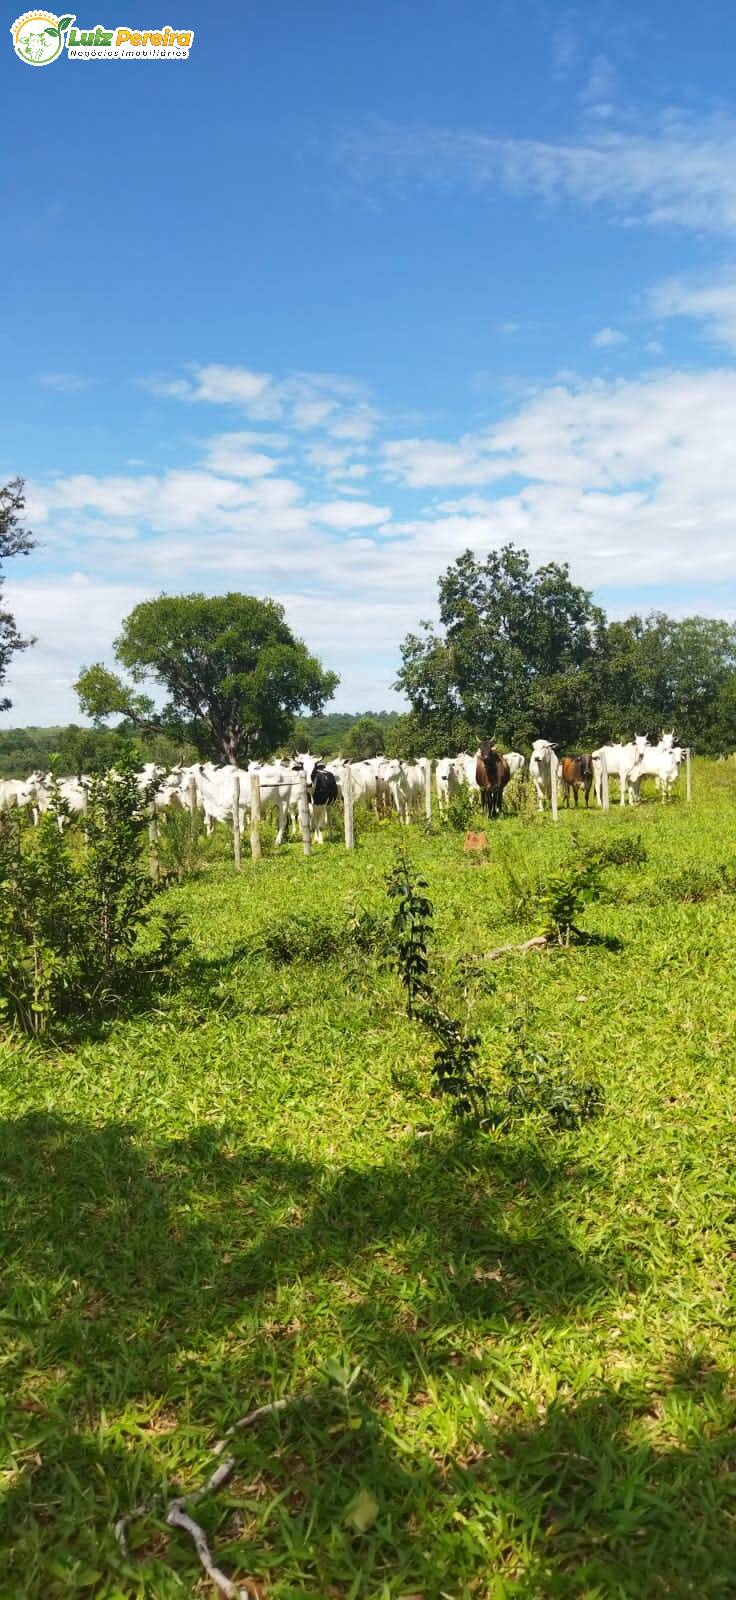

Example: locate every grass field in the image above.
[2,761,736,1598]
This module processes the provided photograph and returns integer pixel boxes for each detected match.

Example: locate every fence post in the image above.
[249,770,262,860]
[686,747,692,802]
[423,757,432,823]
[600,749,609,812]
[343,762,354,851]
[549,750,559,822]
[232,772,241,870]
[297,770,312,856]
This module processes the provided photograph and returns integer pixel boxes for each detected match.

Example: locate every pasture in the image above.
[2,759,736,1598]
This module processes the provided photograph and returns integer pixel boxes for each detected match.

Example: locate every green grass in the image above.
[2,761,736,1597]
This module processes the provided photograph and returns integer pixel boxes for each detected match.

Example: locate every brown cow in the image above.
[561,754,594,808]
[476,740,510,819]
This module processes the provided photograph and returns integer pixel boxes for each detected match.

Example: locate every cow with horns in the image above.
[475,740,510,819]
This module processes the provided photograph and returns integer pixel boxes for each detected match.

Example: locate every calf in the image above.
[475,740,510,819]
[561,754,593,808]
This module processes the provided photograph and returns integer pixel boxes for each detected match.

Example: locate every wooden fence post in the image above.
[423,757,432,823]
[232,772,241,870]
[549,750,559,822]
[343,762,354,851]
[686,747,692,802]
[249,770,262,860]
[600,749,609,812]
[297,771,312,856]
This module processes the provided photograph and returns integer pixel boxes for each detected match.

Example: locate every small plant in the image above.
[538,851,602,945]
[444,787,475,833]
[386,847,433,1017]
[424,1002,488,1122]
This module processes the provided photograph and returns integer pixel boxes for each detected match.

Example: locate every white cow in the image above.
[375,757,425,823]
[188,763,251,835]
[249,761,299,844]
[435,757,463,814]
[625,742,683,804]
[592,737,649,807]
[503,751,525,778]
[528,740,559,811]
[0,778,34,813]
[453,752,481,791]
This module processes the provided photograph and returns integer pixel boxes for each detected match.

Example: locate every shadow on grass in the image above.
[1,1114,728,1596]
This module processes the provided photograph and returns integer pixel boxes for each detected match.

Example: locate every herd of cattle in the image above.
[0,731,687,840]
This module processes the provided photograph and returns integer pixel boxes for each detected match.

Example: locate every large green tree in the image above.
[0,478,35,710]
[396,545,605,752]
[594,612,736,751]
[76,593,338,765]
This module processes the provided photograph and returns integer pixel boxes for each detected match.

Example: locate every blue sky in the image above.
[3,0,736,723]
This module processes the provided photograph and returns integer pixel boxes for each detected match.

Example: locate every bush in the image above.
[258,911,341,966]
[657,862,736,903]
[0,760,187,1035]
[584,832,648,869]
[443,787,475,834]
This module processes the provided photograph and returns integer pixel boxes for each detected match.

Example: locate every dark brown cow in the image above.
[476,740,510,819]
[561,754,594,808]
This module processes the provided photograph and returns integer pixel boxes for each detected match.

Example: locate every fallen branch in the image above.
[482,935,549,960]
[166,1497,250,1600]
[114,1392,302,1593]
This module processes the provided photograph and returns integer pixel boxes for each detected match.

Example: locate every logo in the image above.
[11,10,194,62]
[11,10,74,64]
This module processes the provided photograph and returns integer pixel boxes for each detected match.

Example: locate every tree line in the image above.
[1,479,735,764]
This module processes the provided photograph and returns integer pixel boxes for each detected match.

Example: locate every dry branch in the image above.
[114,1392,302,1593]
[481,935,549,960]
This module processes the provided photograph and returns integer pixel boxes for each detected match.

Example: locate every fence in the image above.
[147,746,694,873]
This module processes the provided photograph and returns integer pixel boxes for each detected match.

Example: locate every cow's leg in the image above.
[275,801,288,845]
[573,785,579,808]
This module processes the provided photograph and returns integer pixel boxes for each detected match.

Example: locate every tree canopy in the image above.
[0,478,35,711]
[76,593,339,765]
[396,545,736,754]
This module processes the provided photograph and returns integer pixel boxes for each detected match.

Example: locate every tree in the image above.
[76,593,338,766]
[0,478,36,710]
[396,545,604,752]
[594,613,736,751]
[344,715,386,759]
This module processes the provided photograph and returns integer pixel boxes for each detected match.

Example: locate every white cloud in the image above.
[37,373,94,392]
[317,500,390,530]
[339,111,736,235]
[11,368,736,722]
[141,364,381,443]
[592,326,627,348]
[204,433,279,478]
[649,274,736,351]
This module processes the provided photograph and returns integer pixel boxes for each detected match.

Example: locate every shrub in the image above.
[443,787,475,834]
[0,759,186,1035]
[581,832,648,869]
[539,852,603,945]
[258,912,341,966]
[487,1049,605,1130]
[658,862,736,903]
